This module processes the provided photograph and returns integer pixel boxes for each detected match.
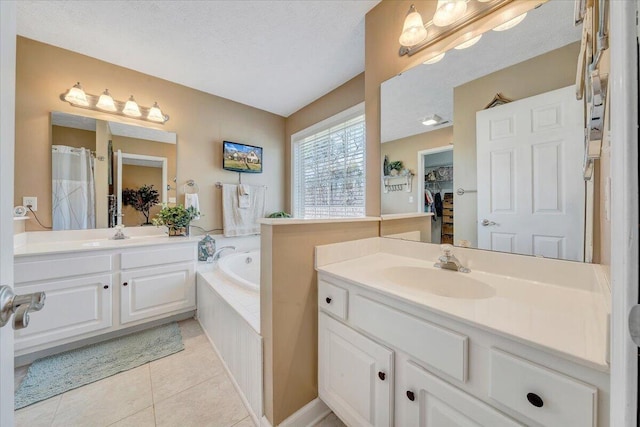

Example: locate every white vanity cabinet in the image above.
[317,274,608,427]
[14,241,197,357]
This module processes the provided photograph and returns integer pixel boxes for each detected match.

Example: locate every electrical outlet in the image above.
[23,196,37,212]
[408,196,414,203]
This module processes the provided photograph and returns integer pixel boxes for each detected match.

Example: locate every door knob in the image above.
[481,219,497,226]
[0,285,46,330]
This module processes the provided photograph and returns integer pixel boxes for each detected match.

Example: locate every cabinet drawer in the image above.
[319,280,348,320]
[121,245,195,269]
[15,274,113,350]
[489,349,597,427]
[351,295,467,382]
[15,254,112,284]
[401,360,522,426]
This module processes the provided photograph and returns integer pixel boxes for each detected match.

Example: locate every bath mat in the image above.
[15,322,184,409]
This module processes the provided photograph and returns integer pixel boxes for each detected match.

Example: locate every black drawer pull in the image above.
[378,371,386,381]
[527,392,544,408]
[325,297,332,304]
[406,390,415,401]
[103,285,109,289]
[123,282,128,287]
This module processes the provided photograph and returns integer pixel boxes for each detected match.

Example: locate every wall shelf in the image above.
[383,174,413,193]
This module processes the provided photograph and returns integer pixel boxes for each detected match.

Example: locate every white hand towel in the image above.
[185,193,200,220]
[222,184,265,237]
[237,184,251,208]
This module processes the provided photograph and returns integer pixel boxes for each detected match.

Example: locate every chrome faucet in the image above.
[434,244,470,273]
[212,246,236,261]
[111,225,128,240]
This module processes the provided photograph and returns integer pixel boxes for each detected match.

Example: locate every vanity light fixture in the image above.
[492,12,527,31]
[454,34,482,49]
[422,114,443,126]
[433,0,468,27]
[64,82,90,107]
[122,96,142,118]
[60,83,170,124]
[423,52,446,65]
[96,89,117,112]
[399,4,428,47]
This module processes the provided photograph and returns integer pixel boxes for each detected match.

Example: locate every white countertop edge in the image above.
[12,216,29,221]
[259,216,380,225]
[380,212,434,220]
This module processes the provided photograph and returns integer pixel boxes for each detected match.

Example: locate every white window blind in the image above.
[293,114,366,218]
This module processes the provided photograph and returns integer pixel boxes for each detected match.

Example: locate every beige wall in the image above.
[452,42,580,248]
[15,37,285,231]
[52,126,96,150]
[380,216,432,242]
[381,126,453,214]
[260,220,380,425]
[284,73,365,213]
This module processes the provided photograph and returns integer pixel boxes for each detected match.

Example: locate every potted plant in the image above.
[122,184,160,225]
[152,204,200,236]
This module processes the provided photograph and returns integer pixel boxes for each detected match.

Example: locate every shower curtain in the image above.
[52,145,96,230]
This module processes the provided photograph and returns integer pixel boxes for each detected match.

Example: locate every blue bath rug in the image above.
[15,322,184,409]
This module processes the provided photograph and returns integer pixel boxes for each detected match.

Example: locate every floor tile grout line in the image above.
[152,369,230,407]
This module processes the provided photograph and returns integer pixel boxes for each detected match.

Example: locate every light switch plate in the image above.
[23,196,37,212]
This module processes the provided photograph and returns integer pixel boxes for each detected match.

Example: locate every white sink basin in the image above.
[382,266,496,299]
[80,235,165,247]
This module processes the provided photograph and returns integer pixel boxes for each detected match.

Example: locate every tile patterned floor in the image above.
[14,319,254,427]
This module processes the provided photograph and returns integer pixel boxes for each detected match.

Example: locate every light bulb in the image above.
[493,12,527,31]
[147,102,166,122]
[64,82,89,107]
[433,0,467,27]
[122,95,142,117]
[399,5,428,47]
[423,52,445,65]
[454,34,482,50]
[96,89,117,112]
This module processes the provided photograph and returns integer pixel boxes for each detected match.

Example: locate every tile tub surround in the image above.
[316,237,610,371]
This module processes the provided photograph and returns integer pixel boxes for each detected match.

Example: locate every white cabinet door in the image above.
[14,274,113,351]
[399,360,522,427]
[120,262,195,324]
[318,313,393,427]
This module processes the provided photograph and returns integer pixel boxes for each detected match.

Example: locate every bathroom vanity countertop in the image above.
[317,252,609,371]
[14,234,197,257]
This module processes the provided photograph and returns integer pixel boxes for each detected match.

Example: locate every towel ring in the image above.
[184,180,199,194]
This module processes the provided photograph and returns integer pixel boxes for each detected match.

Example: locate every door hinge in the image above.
[629,305,640,346]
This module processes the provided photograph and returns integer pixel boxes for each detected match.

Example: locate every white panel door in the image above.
[318,313,393,427]
[120,262,196,324]
[400,360,522,427]
[0,1,16,423]
[476,86,585,261]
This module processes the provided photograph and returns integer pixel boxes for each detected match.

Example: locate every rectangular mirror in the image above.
[51,112,177,230]
[380,0,593,262]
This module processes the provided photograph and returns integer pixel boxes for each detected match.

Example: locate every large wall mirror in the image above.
[380,0,595,262]
[51,112,177,230]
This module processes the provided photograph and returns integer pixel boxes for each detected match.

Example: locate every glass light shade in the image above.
[96,89,117,112]
[147,102,166,122]
[64,82,89,107]
[122,96,142,117]
[454,34,482,50]
[399,5,428,47]
[422,114,442,126]
[433,0,467,27]
[423,52,446,65]
[493,12,527,31]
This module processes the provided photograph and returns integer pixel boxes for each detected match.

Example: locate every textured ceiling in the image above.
[380,0,581,143]
[17,0,379,117]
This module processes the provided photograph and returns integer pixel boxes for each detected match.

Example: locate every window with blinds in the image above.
[293,114,366,218]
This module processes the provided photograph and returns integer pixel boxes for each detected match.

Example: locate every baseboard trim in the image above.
[197,318,261,427]
[260,398,332,427]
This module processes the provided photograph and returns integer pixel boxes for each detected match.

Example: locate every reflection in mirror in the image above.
[380,1,591,262]
[51,112,177,230]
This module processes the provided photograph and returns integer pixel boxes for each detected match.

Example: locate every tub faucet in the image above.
[434,244,470,273]
[111,225,128,240]
[213,246,236,261]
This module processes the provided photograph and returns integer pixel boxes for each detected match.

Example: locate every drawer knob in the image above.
[378,371,386,381]
[406,390,415,401]
[526,392,544,408]
[123,282,128,287]
[325,297,332,304]
[103,285,109,290]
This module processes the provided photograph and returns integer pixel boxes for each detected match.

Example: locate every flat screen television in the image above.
[222,141,263,174]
